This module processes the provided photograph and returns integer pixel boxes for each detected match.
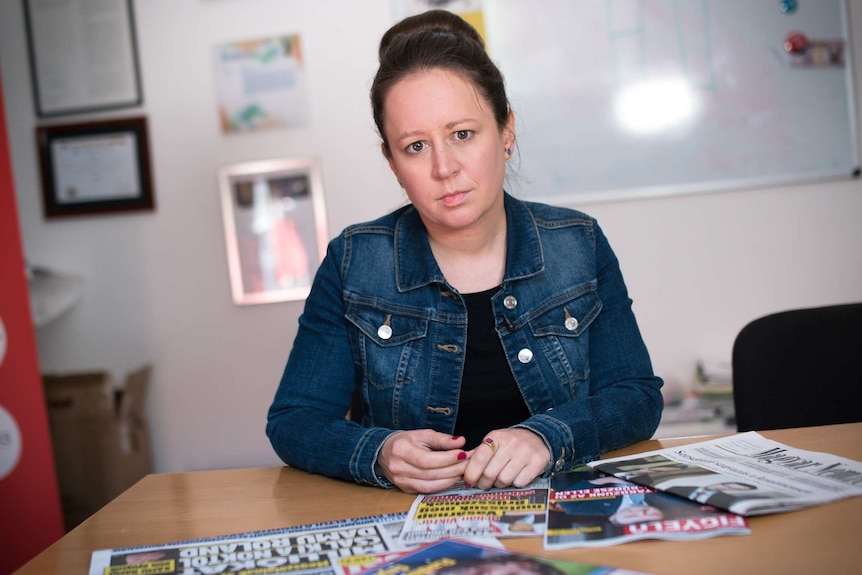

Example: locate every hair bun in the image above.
[379,9,484,60]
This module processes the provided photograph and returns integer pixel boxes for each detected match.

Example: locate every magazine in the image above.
[362,538,652,575]
[88,512,411,575]
[545,467,749,549]
[589,431,862,516]
[398,479,549,545]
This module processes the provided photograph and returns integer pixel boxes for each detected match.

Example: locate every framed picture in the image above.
[23,0,143,117]
[36,116,155,218]
[218,158,328,305]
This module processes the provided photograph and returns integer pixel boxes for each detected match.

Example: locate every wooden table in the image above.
[15,422,862,574]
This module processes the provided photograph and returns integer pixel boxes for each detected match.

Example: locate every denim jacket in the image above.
[266,193,663,487]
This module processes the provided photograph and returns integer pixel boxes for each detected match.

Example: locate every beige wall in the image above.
[1,1,860,473]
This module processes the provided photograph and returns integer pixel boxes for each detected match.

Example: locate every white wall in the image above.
[1,0,860,473]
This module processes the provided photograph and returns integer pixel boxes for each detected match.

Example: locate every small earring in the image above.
[398,178,404,186]
[505,147,512,156]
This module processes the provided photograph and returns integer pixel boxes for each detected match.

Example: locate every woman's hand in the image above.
[463,428,550,490]
[377,430,469,493]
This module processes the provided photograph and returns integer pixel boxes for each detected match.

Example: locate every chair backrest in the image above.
[731,303,862,432]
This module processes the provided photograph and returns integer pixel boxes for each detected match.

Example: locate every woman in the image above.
[266,10,663,494]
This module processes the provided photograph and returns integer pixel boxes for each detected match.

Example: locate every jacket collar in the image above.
[394,193,544,292]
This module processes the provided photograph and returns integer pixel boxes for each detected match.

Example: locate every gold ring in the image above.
[481,438,498,455]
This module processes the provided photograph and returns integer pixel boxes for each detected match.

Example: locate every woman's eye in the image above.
[406,141,425,154]
[455,130,472,141]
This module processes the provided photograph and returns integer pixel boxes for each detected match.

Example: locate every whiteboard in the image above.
[481,0,859,204]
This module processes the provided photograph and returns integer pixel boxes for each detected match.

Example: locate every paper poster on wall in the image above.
[214,34,311,133]
[784,31,845,69]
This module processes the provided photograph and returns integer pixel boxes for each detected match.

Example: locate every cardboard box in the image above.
[43,365,153,531]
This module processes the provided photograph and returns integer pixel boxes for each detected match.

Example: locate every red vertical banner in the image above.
[0,72,65,573]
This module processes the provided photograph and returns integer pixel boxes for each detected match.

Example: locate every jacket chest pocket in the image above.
[346,306,429,390]
[527,287,601,387]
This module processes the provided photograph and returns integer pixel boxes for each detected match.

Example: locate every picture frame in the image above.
[23,0,143,117]
[218,158,328,305]
[36,116,155,219]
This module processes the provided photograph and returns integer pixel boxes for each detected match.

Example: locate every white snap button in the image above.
[377,325,392,340]
[565,317,579,331]
[503,295,518,310]
[517,348,533,364]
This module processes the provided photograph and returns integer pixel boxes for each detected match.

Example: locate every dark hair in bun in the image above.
[371,9,510,156]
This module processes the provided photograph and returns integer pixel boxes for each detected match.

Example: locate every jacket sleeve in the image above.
[265,238,393,486]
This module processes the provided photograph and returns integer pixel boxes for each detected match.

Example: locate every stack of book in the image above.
[695,357,733,400]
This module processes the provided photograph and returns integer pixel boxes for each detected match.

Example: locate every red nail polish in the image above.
[452,436,460,440]
[464,483,472,488]
[457,451,467,460]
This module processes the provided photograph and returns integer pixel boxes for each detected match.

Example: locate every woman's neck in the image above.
[427,215,507,294]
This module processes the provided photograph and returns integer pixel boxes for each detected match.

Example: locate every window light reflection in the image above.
[614,76,699,136]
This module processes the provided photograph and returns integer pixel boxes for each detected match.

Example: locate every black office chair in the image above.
[731,303,862,432]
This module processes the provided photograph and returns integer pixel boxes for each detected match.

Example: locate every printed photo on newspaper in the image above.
[398,479,549,545]
[545,467,749,549]
[88,512,410,575]
[362,538,654,575]
[589,432,862,516]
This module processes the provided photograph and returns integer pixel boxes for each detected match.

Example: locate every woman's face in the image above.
[610,504,664,525]
[382,68,514,237]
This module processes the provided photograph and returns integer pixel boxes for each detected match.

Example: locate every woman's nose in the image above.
[432,144,460,180]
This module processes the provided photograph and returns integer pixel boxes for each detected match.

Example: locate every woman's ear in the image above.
[503,109,516,151]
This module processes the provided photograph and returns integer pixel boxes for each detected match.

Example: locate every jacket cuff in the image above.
[513,413,576,476]
[369,431,397,489]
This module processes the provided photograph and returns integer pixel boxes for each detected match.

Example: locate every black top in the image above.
[454,286,531,449]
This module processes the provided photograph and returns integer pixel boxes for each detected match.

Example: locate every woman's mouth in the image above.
[441,191,467,207]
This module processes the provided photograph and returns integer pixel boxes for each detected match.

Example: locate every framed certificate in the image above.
[23,0,143,117]
[36,117,155,218]
[218,158,328,305]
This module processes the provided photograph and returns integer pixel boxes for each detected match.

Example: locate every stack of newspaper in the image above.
[88,433,862,574]
[590,431,862,516]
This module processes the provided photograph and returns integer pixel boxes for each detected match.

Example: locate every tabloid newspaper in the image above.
[589,431,862,516]
[398,479,549,545]
[88,512,413,575]
[545,467,749,549]
[361,538,652,575]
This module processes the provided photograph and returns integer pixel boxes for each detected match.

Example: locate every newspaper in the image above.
[362,538,652,575]
[589,431,862,516]
[88,512,411,575]
[398,479,549,545]
[545,467,749,549]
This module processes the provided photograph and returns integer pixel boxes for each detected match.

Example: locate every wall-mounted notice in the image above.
[214,34,311,133]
